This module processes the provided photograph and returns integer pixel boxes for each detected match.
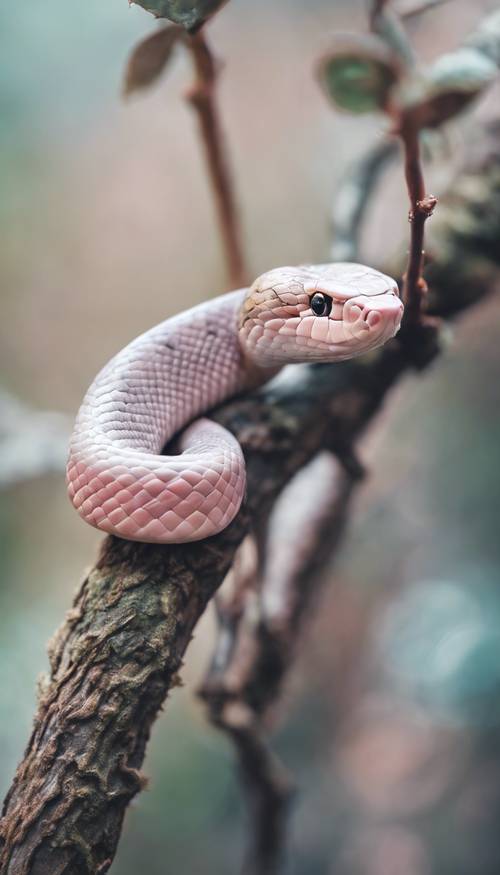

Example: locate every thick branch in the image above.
[185,30,247,288]
[1,125,499,874]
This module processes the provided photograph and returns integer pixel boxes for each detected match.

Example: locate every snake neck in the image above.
[237,286,283,382]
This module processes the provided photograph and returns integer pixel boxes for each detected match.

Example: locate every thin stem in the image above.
[185,30,247,289]
[399,120,437,323]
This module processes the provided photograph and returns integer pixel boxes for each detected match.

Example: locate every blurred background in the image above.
[1,0,500,872]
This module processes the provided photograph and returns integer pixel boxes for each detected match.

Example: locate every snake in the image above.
[67,263,403,544]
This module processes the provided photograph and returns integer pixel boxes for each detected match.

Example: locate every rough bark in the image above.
[1,125,499,874]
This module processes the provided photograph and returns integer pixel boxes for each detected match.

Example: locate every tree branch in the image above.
[1,124,499,873]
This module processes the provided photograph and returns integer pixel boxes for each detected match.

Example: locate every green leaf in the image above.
[123,25,184,96]
[318,34,400,115]
[130,0,229,30]
[395,48,497,129]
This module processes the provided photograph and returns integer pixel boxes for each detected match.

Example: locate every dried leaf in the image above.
[395,48,497,129]
[130,0,229,30]
[123,25,184,96]
[318,33,401,115]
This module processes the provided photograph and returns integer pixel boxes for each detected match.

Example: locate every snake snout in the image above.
[343,293,403,342]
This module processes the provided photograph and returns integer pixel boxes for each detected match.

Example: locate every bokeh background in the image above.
[2,1,500,872]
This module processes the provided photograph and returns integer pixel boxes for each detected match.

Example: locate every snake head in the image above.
[239,262,403,367]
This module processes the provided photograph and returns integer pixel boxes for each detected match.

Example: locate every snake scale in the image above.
[67,263,403,543]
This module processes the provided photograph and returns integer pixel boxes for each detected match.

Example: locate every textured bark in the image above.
[1,126,499,874]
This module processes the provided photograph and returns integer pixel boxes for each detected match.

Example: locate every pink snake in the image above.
[67,263,403,543]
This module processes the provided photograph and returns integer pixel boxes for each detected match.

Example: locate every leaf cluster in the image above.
[318,9,500,131]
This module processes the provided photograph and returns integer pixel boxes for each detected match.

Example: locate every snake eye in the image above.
[310,292,332,317]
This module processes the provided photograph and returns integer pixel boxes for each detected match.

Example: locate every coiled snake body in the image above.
[67,263,403,543]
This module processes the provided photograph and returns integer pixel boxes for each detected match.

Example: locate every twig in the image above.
[399,118,437,323]
[185,30,247,288]
[1,126,499,873]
